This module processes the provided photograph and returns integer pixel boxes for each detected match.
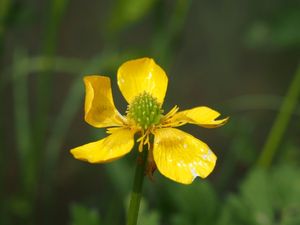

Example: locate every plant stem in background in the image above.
[41,52,129,225]
[0,0,11,53]
[0,0,12,222]
[126,149,148,225]
[34,0,69,160]
[33,2,68,221]
[12,50,35,222]
[151,0,191,63]
[257,64,300,168]
[12,50,32,191]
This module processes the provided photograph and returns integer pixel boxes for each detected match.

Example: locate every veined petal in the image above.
[165,106,228,128]
[84,76,124,128]
[117,57,168,105]
[70,128,135,163]
[153,128,217,184]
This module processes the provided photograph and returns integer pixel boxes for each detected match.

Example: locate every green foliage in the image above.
[245,7,300,49]
[66,164,300,225]
[0,0,11,30]
[124,195,160,225]
[1,0,300,225]
[168,181,218,225]
[70,204,101,225]
[218,166,300,225]
[108,0,157,33]
[136,199,161,225]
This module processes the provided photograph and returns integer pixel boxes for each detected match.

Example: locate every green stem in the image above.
[12,49,36,223]
[257,64,300,168]
[126,149,148,225]
[12,50,33,192]
[34,0,69,162]
[151,0,191,63]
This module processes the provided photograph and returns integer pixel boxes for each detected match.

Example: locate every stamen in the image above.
[136,129,152,152]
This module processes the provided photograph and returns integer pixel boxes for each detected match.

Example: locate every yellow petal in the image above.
[167,106,228,128]
[84,76,124,128]
[70,128,135,163]
[117,57,168,104]
[153,128,217,184]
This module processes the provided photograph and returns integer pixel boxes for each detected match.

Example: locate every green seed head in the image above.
[127,92,163,130]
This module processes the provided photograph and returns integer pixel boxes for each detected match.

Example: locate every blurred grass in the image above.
[217,165,300,225]
[223,94,300,116]
[1,0,300,224]
[258,64,300,168]
[0,0,12,217]
[34,1,70,194]
[151,0,191,62]
[12,50,31,186]
[108,0,157,34]
[41,52,132,222]
[11,49,34,223]
[0,0,11,53]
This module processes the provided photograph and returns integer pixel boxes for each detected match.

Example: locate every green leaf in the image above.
[70,203,101,225]
[218,165,300,225]
[108,0,157,33]
[137,199,160,225]
[245,8,300,49]
[124,196,160,225]
[167,181,218,225]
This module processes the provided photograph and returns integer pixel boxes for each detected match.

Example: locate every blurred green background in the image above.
[1,0,300,224]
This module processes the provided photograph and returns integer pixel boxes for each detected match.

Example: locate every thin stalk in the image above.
[257,64,300,168]
[1,56,87,89]
[151,0,191,62]
[0,2,12,220]
[0,0,11,53]
[12,50,32,192]
[34,0,69,160]
[12,49,36,223]
[126,149,148,225]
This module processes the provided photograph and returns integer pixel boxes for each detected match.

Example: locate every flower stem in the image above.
[257,64,300,168]
[126,149,148,225]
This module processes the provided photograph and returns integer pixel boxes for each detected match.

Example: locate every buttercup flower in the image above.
[70,57,228,184]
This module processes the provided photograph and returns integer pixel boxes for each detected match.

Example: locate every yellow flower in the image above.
[70,57,228,184]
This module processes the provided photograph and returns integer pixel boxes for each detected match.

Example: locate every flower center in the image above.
[127,92,163,130]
